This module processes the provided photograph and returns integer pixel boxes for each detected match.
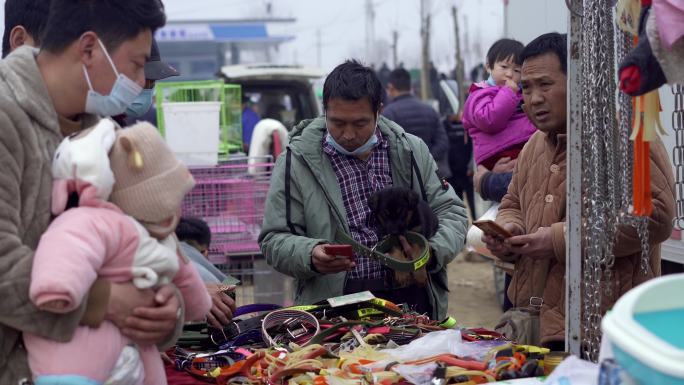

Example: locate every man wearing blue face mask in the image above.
[259,60,468,321]
[120,38,179,127]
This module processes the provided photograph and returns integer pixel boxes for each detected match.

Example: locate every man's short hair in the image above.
[520,33,568,75]
[323,60,383,115]
[41,0,166,54]
[176,217,212,248]
[2,0,51,58]
[388,68,412,92]
[486,38,524,69]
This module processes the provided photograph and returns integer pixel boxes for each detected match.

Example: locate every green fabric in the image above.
[258,116,468,320]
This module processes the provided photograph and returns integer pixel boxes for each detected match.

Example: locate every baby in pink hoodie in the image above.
[462,38,537,170]
[24,120,211,385]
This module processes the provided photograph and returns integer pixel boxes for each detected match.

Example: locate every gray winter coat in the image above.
[382,94,451,178]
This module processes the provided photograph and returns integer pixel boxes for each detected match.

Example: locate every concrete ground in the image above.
[446,252,503,328]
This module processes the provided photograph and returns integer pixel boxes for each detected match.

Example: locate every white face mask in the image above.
[83,39,142,117]
[325,113,380,157]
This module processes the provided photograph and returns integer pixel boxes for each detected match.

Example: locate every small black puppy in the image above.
[368,186,439,287]
[368,186,439,239]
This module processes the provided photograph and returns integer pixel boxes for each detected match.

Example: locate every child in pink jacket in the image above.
[462,38,537,170]
[24,120,211,385]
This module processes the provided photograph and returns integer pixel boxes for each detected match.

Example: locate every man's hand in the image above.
[506,227,554,259]
[482,223,523,260]
[473,165,489,194]
[492,157,517,173]
[107,283,180,346]
[107,282,156,329]
[505,79,519,93]
[205,283,236,328]
[311,244,355,274]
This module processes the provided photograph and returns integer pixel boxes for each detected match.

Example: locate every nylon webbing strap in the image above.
[410,151,428,202]
[285,149,299,235]
[334,230,430,272]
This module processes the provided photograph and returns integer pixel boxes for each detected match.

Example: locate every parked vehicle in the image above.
[220,64,325,130]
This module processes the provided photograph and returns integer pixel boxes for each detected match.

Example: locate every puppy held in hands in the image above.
[368,187,439,287]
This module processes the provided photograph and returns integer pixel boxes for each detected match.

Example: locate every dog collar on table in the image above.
[209,304,282,347]
[261,309,320,347]
[233,303,282,318]
[335,230,431,272]
[290,298,403,320]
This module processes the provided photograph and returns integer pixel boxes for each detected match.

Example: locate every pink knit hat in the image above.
[109,122,195,235]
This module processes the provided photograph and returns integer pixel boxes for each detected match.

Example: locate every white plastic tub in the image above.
[601,274,684,385]
[162,101,221,166]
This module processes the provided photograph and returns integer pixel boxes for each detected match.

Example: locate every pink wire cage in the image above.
[180,157,274,258]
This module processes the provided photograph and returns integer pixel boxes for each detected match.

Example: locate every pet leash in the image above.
[334,230,430,272]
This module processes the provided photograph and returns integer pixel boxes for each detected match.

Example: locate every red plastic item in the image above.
[619,65,641,95]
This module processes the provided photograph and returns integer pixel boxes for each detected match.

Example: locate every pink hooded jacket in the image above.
[24,120,211,385]
[462,82,537,166]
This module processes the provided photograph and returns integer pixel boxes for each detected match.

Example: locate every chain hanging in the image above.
[614,19,650,276]
[579,0,622,362]
[672,84,684,229]
[616,32,634,213]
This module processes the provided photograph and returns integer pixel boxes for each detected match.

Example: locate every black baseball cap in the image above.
[144,38,179,81]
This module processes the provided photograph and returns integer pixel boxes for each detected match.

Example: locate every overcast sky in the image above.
[0,0,504,73]
[162,0,504,72]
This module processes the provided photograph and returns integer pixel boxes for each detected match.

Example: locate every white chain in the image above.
[672,84,684,229]
[579,0,623,362]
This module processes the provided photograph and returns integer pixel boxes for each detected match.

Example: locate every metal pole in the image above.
[452,5,465,114]
[316,29,322,69]
[565,0,582,356]
[392,30,398,69]
[420,0,431,100]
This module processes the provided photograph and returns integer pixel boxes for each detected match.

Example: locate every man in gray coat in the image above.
[259,60,467,320]
[0,1,181,382]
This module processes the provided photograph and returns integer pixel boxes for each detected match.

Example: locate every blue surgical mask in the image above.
[486,75,497,87]
[83,39,143,117]
[125,88,154,118]
[325,114,380,157]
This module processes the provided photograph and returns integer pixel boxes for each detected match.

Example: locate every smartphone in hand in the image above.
[324,244,355,261]
[473,220,513,239]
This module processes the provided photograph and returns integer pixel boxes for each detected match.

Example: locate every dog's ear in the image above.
[406,189,419,208]
[368,192,380,213]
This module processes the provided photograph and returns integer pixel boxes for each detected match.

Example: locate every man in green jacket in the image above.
[259,60,468,321]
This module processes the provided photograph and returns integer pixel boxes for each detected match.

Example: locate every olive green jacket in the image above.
[258,116,468,320]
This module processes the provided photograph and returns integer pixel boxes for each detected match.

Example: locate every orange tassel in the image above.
[632,95,653,216]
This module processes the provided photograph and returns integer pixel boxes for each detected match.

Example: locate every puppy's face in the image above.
[369,187,419,236]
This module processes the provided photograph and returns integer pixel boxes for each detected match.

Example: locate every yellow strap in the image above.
[439,316,457,329]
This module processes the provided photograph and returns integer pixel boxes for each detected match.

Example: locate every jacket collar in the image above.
[388,93,415,103]
[544,130,567,148]
[0,46,100,138]
[0,46,60,136]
